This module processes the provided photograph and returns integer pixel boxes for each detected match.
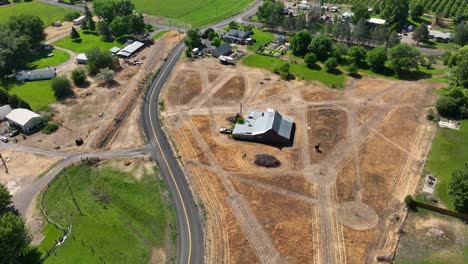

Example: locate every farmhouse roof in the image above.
[16,67,56,77]
[227,29,250,39]
[233,109,294,140]
[215,43,232,56]
[110,46,121,53]
[0,105,12,119]
[76,53,87,61]
[117,41,144,57]
[429,30,452,40]
[366,18,386,25]
[6,108,40,126]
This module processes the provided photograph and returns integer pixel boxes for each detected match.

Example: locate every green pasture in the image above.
[54,31,123,53]
[0,2,70,25]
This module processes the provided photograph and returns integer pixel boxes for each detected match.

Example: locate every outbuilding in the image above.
[428,30,453,43]
[232,109,294,145]
[0,105,12,121]
[110,46,121,54]
[5,108,42,134]
[366,18,386,26]
[116,41,145,58]
[76,53,88,64]
[16,67,56,82]
[73,15,86,25]
[211,43,233,58]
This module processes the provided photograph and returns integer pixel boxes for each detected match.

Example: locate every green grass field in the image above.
[243,54,346,88]
[29,49,70,69]
[152,30,170,40]
[425,120,468,210]
[54,31,123,54]
[0,2,71,25]
[132,0,254,26]
[39,163,176,263]
[1,80,55,111]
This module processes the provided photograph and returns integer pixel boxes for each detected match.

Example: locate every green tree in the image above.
[451,47,468,88]
[386,30,401,48]
[348,46,367,67]
[257,1,284,29]
[0,184,11,214]
[381,0,409,28]
[304,53,318,68]
[411,3,424,20]
[347,63,359,75]
[453,22,468,46]
[184,29,202,49]
[109,16,129,37]
[388,43,420,75]
[228,21,239,30]
[325,57,338,71]
[95,67,116,86]
[0,25,31,77]
[86,47,115,74]
[309,34,333,61]
[333,20,351,41]
[449,163,468,213]
[7,14,45,46]
[202,28,215,39]
[435,96,460,118]
[211,37,221,47]
[290,31,312,56]
[0,212,31,261]
[93,0,135,23]
[352,18,368,42]
[351,3,370,24]
[71,67,87,85]
[368,46,387,71]
[332,43,348,64]
[51,76,73,99]
[412,24,429,44]
[97,21,113,42]
[70,27,80,39]
[208,31,218,41]
[275,62,290,79]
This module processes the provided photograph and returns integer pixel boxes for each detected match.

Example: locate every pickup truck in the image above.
[219,127,233,134]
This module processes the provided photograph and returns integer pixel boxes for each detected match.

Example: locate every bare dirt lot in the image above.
[16,31,181,152]
[161,57,442,263]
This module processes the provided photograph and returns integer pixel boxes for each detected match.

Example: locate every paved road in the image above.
[141,42,204,264]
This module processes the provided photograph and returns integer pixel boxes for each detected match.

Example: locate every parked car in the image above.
[219,127,233,134]
[8,130,19,137]
[1,136,8,143]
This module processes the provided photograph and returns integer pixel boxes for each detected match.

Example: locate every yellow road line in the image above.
[148,44,193,264]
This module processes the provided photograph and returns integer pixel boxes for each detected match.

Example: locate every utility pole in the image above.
[0,153,8,173]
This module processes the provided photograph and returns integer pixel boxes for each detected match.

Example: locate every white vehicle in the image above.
[1,136,9,143]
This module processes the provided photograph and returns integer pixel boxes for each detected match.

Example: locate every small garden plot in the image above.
[257,42,288,58]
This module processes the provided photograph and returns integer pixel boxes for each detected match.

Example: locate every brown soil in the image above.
[167,71,202,105]
[232,179,317,263]
[342,226,376,264]
[257,83,288,99]
[357,104,379,123]
[213,75,246,102]
[300,85,344,101]
[335,158,357,203]
[307,108,348,163]
[377,107,420,151]
[208,72,220,83]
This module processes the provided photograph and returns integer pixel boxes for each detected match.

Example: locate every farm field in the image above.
[425,120,468,210]
[160,56,440,263]
[324,0,465,18]
[132,0,255,26]
[1,80,55,111]
[39,160,176,263]
[0,2,71,24]
[54,31,123,54]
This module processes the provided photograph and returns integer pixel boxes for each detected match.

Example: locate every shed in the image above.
[116,41,145,58]
[110,46,121,54]
[0,105,12,120]
[211,43,233,58]
[342,12,354,19]
[232,109,294,145]
[76,53,88,64]
[5,108,42,134]
[16,67,56,81]
[366,18,386,25]
[73,15,86,25]
[428,30,452,43]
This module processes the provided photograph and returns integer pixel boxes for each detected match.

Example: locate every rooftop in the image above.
[76,53,87,60]
[227,29,250,39]
[16,67,56,76]
[366,18,386,25]
[429,30,452,39]
[117,41,144,57]
[6,108,40,126]
[233,109,294,140]
[215,43,232,55]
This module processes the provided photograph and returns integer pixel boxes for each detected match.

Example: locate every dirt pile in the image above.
[254,154,281,168]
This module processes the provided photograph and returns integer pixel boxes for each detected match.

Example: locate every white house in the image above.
[5,108,42,134]
[16,67,56,82]
[0,105,12,121]
[76,53,88,64]
[73,15,86,25]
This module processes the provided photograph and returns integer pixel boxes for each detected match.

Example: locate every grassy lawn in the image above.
[425,120,468,210]
[243,54,345,88]
[54,31,123,54]
[132,0,254,26]
[359,62,450,83]
[39,163,176,263]
[29,49,70,69]
[248,28,276,52]
[1,80,55,111]
[152,30,170,40]
[0,2,71,25]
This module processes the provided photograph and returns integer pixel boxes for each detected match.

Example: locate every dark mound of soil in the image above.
[254,154,281,168]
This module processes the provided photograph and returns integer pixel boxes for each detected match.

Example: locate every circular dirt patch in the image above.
[336,202,378,230]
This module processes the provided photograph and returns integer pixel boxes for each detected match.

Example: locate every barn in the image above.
[232,109,294,145]
[5,108,42,134]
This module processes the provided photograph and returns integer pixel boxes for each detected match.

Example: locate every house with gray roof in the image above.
[232,109,294,145]
[428,30,453,43]
[211,43,233,58]
[223,29,252,44]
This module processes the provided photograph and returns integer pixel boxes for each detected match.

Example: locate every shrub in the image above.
[95,68,115,86]
[304,53,317,68]
[435,96,460,118]
[115,34,135,44]
[325,57,338,71]
[86,47,114,75]
[71,67,87,85]
[404,195,416,211]
[51,76,73,99]
[42,122,59,134]
[347,63,358,75]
